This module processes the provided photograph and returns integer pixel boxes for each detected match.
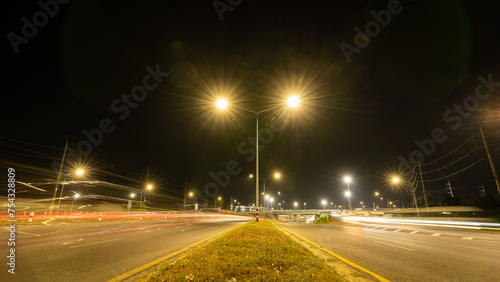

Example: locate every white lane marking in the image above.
[410,231,418,234]
[63,238,83,245]
[455,245,500,253]
[432,233,441,236]
[181,229,185,232]
[145,230,151,233]
[394,229,402,232]
[380,228,389,231]
[42,219,55,225]
[70,238,125,249]
[475,240,500,244]
[462,237,473,240]
[374,241,416,251]
[16,231,41,237]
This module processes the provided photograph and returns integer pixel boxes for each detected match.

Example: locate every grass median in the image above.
[146,220,344,281]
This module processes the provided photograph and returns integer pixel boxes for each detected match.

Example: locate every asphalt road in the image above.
[279,220,500,281]
[1,217,249,281]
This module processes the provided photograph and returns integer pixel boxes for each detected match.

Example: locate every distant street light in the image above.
[251,173,281,209]
[57,168,85,213]
[304,202,307,209]
[344,176,352,212]
[321,200,327,210]
[217,96,300,222]
[139,184,154,212]
[70,193,80,213]
[294,202,298,209]
[345,191,351,211]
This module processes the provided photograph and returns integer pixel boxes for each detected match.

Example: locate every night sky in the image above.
[2,0,500,209]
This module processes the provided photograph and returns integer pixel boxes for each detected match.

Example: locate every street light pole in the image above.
[216,96,299,222]
[70,194,79,213]
[256,112,259,221]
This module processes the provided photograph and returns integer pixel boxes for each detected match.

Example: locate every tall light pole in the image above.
[70,193,80,213]
[344,176,352,212]
[345,191,351,212]
[250,173,280,210]
[139,184,153,212]
[56,168,85,213]
[392,177,419,218]
[218,96,299,222]
[130,193,136,213]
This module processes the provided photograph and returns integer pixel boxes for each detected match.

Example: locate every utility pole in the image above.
[50,137,68,215]
[445,181,454,197]
[417,156,429,209]
[479,123,500,196]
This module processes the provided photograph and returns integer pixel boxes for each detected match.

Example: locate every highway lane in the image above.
[1,217,249,281]
[279,220,500,281]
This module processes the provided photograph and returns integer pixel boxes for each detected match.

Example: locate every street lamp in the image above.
[270,197,274,210]
[344,176,352,212]
[321,200,326,210]
[57,168,85,213]
[217,96,299,222]
[139,184,153,212]
[250,172,281,210]
[304,202,307,209]
[69,193,80,213]
[294,202,298,209]
[265,195,270,209]
[345,191,351,213]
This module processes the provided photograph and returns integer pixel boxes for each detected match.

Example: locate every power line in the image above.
[0,136,64,150]
[420,135,476,166]
[421,159,484,183]
[421,147,481,174]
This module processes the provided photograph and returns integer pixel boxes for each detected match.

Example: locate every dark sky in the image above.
[2,0,500,208]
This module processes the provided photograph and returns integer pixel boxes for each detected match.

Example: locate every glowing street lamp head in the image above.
[130,193,136,198]
[74,193,80,199]
[345,191,351,197]
[147,184,153,190]
[189,192,193,197]
[392,177,399,183]
[344,176,351,183]
[265,195,270,199]
[76,169,84,175]
[216,99,228,109]
[270,198,274,203]
[287,95,300,108]
[274,173,280,179]
[249,174,254,178]
[321,200,326,205]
